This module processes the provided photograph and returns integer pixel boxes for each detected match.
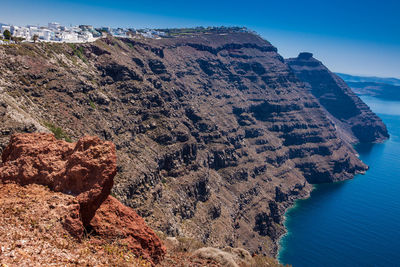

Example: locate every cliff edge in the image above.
[287,52,389,144]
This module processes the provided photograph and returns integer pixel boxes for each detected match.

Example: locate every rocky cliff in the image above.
[0,31,381,257]
[286,52,389,143]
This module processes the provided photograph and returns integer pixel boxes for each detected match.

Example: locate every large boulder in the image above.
[0,133,116,227]
[90,195,166,265]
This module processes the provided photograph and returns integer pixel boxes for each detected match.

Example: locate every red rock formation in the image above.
[90,195,166,264]
[0,133,165,264]
[0,133,116,227]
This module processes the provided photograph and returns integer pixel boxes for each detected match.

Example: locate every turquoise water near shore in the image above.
[278,96,400,266]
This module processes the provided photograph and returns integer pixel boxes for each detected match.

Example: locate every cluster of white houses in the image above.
[0,22,168,44]
[0,22,98,43]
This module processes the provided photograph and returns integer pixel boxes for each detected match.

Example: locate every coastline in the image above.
[275,169,369,263]
[276,98,394,266]
[275,185,314,263]
[275,171,376,265]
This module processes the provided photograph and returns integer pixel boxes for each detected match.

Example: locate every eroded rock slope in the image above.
[287,52,389,143]
[0,31,382,256]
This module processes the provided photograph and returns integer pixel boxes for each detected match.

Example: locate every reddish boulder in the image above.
[62,201,85,238]
[0,133,166,264]
[90,195,166,265]
[0,133,116,228]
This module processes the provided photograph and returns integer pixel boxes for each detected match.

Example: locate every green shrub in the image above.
[3,30,11,40]
[89,100,96,109]
[43,122,72,142]
[68,43,88,63]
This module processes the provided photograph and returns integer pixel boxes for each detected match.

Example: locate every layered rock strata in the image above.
[286,52,389,143]
[0,31,383,256]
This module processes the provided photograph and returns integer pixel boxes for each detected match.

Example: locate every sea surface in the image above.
[278,96,400,267]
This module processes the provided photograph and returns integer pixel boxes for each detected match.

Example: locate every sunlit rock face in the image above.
[287,53,389,144]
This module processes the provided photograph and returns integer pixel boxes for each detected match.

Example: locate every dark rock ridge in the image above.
[0,32,378,256]
[336,72,400,86]
[337,73,400,101]
[287,53,389,144]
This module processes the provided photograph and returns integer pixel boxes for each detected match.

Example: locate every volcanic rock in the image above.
[287,53,389,143]
[90,195,166,264]
[0,133,116,227]
[0,30,385,256]
[0,183,143,266]
[0,133,165,264]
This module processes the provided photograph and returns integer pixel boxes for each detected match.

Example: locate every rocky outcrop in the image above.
[0,133,116,229]
[0,183,145,266]
[0,133,165,264]
[192,247,253,267]
[90,195,166,264]
[287,52,389,144]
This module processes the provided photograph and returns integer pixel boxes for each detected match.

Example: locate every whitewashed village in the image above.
[0,22,168,44]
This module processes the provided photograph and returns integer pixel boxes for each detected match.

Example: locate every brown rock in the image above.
[286,53,389,144]
[90,195,166,265]
[62,202,84,238]
[0,31,381,256]
[0,133,116,229]
[0,183,159,266]
[0,133,166,263]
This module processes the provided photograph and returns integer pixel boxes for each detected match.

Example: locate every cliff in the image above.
[0,31,380,257]
[286,52,389,143]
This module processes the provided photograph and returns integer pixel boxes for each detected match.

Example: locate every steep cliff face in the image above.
[286,52,389,144]
[0,32,372,256]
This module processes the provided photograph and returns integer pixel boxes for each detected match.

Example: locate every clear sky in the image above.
[1,0,399,78]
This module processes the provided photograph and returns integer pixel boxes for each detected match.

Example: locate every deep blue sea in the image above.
[278,96,400,267]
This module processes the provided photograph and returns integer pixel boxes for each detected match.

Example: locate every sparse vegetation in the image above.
[32,34,39,43]
[3,29,12,40]
[251,254,290,267]
[89,100,96,109]
[154,26,250,37]
[68,43,88,63]
[43,121,72,142]
[174,236,204,252]
[11,36,25,44]
[0,183,149,266]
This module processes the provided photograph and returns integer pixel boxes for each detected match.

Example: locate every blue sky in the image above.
[1,0,399,78]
